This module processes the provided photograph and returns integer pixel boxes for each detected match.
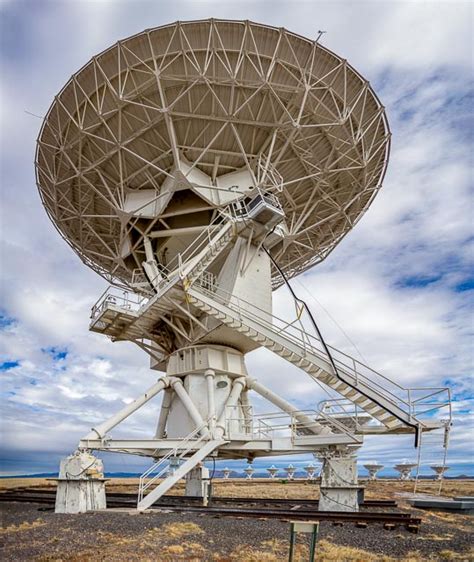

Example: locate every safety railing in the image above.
[137,420,209,505]
[90,286,149,320]
[133,214,233,294]
[192,279,452,426]
[318,399,374,432]
[224,408,361,443]
[90,217,232,322]
[91,188,281,321]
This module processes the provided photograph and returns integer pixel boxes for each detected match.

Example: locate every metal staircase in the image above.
[90,218,235,340]
[186,281,451,435]
[137,421,225,510]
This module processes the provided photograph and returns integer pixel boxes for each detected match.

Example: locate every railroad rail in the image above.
[0,489,419,531]
[0,488,396,507]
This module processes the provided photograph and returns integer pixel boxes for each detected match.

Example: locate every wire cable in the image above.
[262,245,420,447]
[294,278,369,365]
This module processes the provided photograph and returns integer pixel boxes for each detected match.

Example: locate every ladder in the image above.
[186,283,449,434]
[413,422,451,495]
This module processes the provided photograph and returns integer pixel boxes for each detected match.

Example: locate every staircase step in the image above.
[296,358,312,369]
[288,353,302,364]
[377,411,394,422]
[386,418,403,429]
[366,406,385,416]
[316,372,334,382]
[330,381,349,392]
[354,397,372,408]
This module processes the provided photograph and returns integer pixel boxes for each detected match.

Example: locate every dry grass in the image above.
[3,477,473,561]
[0,477,56,490]
[160,521,204,539]
[11,516,474,562]
[222,539,474,561]
[363,479,474,500]
[2,476,473,500]
[35,524,205,562]
[1,518,45,534]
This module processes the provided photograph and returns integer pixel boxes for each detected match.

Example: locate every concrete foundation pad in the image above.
[408,498,474,514]
[55,478,107,513]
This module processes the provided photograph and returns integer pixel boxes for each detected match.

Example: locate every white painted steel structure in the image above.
[35,20,451,512]
[36,19,390,289]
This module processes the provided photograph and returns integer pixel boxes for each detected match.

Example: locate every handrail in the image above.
[91,287,148,320]
[225,407,361,443]
[192,279,451,424]
[141,216,233,294]
[193,281,409,408]
[137,419,210,504]
[91,218,234,320]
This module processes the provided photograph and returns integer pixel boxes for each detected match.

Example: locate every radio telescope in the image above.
[36,19,451,514]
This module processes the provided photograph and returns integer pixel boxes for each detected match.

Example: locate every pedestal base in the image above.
[185,465,210,499]
[319,456,359,512]
[54,451,107,513]
[55,479,107,513]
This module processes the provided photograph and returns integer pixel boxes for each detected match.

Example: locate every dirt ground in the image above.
[1,479,473,561]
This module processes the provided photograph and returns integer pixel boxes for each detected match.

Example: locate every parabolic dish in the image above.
[36,19,390,288]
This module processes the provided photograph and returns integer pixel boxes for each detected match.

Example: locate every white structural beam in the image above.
[82,377,169,441]
[205,369,216,435]
[248,378,331,436]
[137,439,224,510]
[170,377,210,437]
[215,376,246,438]
[154,388,173,439]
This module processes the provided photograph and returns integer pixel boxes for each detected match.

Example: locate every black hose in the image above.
[262,245,419,447]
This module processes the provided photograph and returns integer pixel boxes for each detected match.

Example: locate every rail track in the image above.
[0,489,419,531]
[0,488,396,507]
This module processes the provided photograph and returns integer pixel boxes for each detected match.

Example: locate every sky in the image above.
[0,0,473,478]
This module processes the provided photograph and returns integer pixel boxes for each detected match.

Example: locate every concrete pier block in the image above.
[185,464,210,499]
[54,451,107,514]
[319,456,359,512]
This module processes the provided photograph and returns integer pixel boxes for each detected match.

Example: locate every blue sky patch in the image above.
[396,275,442,289]
[0,313,15,329]
[1,360,20,371]
[455,279,474,292]
[42,347,68,361]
